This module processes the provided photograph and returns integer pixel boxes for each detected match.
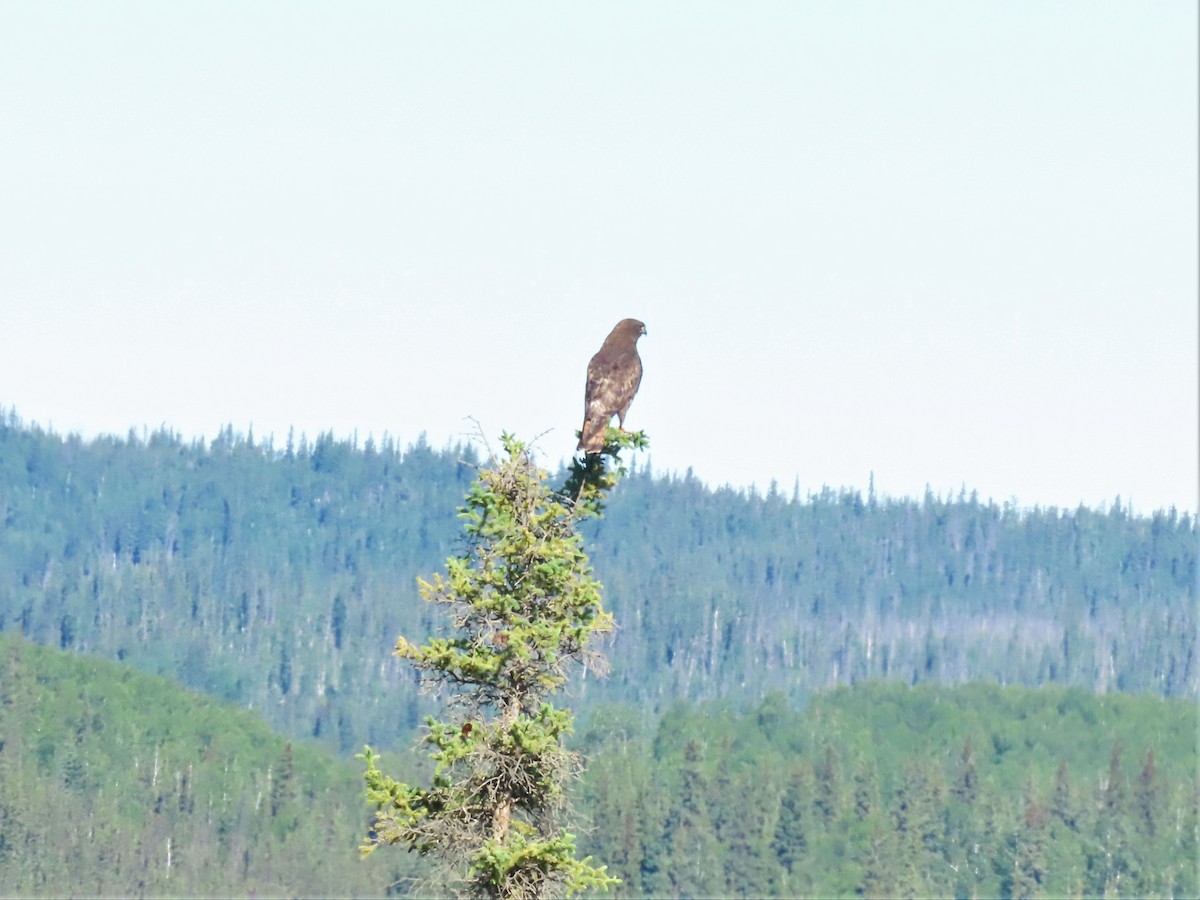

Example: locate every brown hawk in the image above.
[577,318,647,454]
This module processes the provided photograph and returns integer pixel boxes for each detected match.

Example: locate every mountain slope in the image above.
[0,412,1194,755]
[0,630,417,897]
[577,683,1200,898]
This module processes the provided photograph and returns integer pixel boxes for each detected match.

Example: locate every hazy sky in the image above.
[2,2,1196,513]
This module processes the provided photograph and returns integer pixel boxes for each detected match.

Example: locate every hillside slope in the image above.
[0,625,1193,898]
[0,412,1194,754]
[0,631,418,897]
[578,683,1200,898]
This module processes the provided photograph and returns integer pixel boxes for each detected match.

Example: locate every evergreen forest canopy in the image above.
[0,410,1194,758]
[0,630,422,896]
[2,630,1195,898]
[0,410,1196,897]
[576,682,1198,898]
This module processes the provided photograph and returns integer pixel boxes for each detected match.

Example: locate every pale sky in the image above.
[1,2,1196,514]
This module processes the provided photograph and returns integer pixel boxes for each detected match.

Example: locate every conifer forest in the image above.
[0,410,1195,897]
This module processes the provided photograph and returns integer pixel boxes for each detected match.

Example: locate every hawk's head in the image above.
[615,318,647,340]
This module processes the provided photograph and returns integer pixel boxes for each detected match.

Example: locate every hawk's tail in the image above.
[577,417,607,454]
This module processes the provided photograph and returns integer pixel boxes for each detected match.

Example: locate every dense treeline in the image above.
[0,412,476,754]
[0,631,421,897]
[588,469,1195,707]
[576,683,1199,899]
[0,411,1194,756]
[4,628,1192,898]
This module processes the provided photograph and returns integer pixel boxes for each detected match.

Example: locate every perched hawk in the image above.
[577,318,647,454]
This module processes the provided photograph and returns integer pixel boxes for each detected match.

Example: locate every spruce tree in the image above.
[361,431,643,899]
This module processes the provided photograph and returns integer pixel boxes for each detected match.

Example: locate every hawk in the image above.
[577,318,647,454]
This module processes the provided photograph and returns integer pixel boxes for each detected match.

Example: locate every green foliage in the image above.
[0,630,413,897]
[0,410,1193,761]
[584,475,1196,711]
[559,428,649,517]
[362,434,628,898]
[575,683,1199,898]
[0,410,1195,896]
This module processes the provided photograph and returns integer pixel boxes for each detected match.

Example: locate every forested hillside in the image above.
[577,683,1199,898]
[587,467,1196,707]
[6,628,1192,898]
[0,411,1194,757]
[0,631,420,896]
